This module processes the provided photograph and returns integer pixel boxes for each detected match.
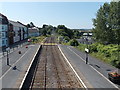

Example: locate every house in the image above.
[9,20,28,44]
[28,27,40,37]
[0,13,9,48]
[17,21,28,40]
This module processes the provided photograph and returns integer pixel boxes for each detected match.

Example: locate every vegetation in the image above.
[39,24,81,43]
[30,36,46,44]
[27,22,35,28]
[89,43,120,68]
[39,24,57,36]
[92,1,120,68]
[71,42,119,68]
[93,1,120,44]
[69,39,79,46]
[56,25,81,44]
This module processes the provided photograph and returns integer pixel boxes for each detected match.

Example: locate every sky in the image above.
[0,2,107,29]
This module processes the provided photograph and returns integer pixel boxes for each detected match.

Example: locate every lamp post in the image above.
[118,43,120,74]
[6,47,10,65]
[85,33,89,64]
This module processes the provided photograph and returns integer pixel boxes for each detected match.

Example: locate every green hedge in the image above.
[89,43,120,68]
[75,43,120,68]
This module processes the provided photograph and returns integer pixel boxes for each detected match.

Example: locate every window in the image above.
[0,32,2,38]
[18,28,21,36]
[2,40,4,44]
[2,26,4,30]
[6,32,8,37]
[2,33,4,37]
[0,18,2,23]
[6,40,8,45]
[14,31,15,36]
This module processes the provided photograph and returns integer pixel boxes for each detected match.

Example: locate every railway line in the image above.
[21,37,84,89]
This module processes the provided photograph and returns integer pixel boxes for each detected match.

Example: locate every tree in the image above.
[57,25,66,30]
[27,22,35,28]
[57,25,74,39]
[69,39,79,46]
[74,30,80,38]
[42,24,48,28]
[109,2,120,44]
[92,2,120,44]
[42,29,47,36]
[27,24,31,28]
[30,22,35,27]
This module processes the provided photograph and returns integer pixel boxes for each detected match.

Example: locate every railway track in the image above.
[22,37,84,89]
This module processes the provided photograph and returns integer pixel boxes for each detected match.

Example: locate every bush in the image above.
[89,43,98,53]
[30,36,45,44]
[69,39,79,46]
[64,36,70,42]
[77,42,120,68]
[77,43,86,51]
[110,59,120,68]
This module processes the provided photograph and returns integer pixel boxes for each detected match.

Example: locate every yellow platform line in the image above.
[41,43,57,45]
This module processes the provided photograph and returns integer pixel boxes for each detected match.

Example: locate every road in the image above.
[1,44,40,88]
[59,45,120,89]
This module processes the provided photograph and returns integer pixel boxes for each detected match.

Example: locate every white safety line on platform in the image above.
[58,45,88,90]
[19,45,40,89]
[67,46,119,89]
[0,48,31,80]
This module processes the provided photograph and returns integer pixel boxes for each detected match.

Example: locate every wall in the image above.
[0,24,8,47]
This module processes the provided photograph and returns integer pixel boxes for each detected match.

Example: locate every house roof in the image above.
[17,21,27,27]
[0,13,9,24]
[9,20,26,28]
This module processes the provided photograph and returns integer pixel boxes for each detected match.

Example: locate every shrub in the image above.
[69,39,79,46]
[64,36,70,42]
[89,43,98,53]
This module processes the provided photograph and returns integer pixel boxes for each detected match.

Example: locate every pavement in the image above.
[59,45,120,89]
[0,39,28,58]
[0,44,40,88]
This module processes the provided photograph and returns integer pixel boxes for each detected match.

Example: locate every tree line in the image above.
[38,24,81,42]
[93,1,120,45]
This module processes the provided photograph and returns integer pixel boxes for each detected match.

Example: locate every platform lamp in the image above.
[6,47,10,65]
[117,39,120,74]
[85,33,89,64]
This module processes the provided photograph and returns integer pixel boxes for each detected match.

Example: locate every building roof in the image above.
[17,21,27,27]
[0,13,9,24]
[9,20,26,28]
[28,27,39,33]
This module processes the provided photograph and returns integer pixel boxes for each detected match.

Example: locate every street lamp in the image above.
[85,33,89,64]
[117,43,120,74]
[6,47,10,65]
